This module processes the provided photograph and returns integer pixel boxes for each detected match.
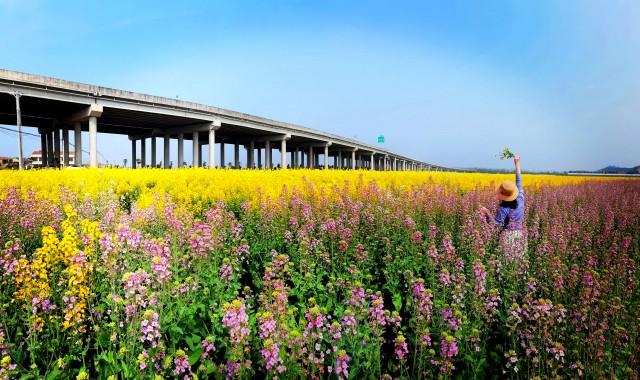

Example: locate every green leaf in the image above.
[475,358,486,371]
[45,369,62,380]
[392,293,402,311]
[188,347,203,366]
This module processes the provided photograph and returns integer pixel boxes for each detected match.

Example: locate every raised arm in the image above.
[514,155,522,191]
[479,205,508,226]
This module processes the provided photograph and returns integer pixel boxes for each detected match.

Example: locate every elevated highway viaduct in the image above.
[1,69,451,171]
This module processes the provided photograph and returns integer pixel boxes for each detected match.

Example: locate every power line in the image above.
[0,125,40,138]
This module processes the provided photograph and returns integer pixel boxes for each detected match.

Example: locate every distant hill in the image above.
[597,165,640,174]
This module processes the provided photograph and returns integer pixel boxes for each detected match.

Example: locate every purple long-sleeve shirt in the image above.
[491,171,525,230]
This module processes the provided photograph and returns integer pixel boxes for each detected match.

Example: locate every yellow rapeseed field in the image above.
[0,168,628,207]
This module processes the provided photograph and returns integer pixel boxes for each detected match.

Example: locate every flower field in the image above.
[0,169,638,379]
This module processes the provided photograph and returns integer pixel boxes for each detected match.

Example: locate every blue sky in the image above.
[1,0,639,170]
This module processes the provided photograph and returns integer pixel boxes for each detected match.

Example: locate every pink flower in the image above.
[219,261,233,281]
[222,299,250,345]
[411,279,433,322]
[140,310,161,348]
[260,339,283,372]
[394,335,409,360]
[335,350,350,379]
[441,334,458,358]
[173,349,192,377]
[411,230,423,244]
[472,260,487,295]
[202,337,216,359]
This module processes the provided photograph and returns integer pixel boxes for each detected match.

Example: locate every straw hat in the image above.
[496,180,519,202]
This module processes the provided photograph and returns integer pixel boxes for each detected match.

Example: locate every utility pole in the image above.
[13,92,24,170]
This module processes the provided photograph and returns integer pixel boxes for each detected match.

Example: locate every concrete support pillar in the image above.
[53,127,61,167]
[235,143,240,168]
[63,127,70,167]
[290,150,295,168]
[177,134,184,168]
[220,142,225,168]
[281,139,287,169]
[308,146,313,168]
[245,143,251,169]
[74,123,82,166]
[40,129,47,167]
[265,140,271,169]
[131,139,137,168]
[248,141,254,168]
[88,116,97,168]
[198,144,203,167]
[323,145,329,169]
[163,135,170,168]
[192,132,199,167]
[208,129,215,169]
[141,138,147,167]
[151,137,157,168]
[352,150,356,170]
[46,129,54,167]
[257,147,262,169]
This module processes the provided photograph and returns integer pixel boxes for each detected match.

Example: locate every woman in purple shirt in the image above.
[480,155,527,263]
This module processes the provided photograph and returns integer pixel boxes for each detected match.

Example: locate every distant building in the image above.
[0,156,11,168]
[31,150,76,167]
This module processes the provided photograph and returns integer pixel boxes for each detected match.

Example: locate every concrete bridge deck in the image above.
[0,69,449,171]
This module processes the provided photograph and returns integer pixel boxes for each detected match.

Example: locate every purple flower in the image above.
[335,350,350,379]
[222,299,250,345]
[394,334,409,360]
[173,349,192,377]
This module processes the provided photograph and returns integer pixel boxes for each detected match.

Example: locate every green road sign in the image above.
[377,135,385,143]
